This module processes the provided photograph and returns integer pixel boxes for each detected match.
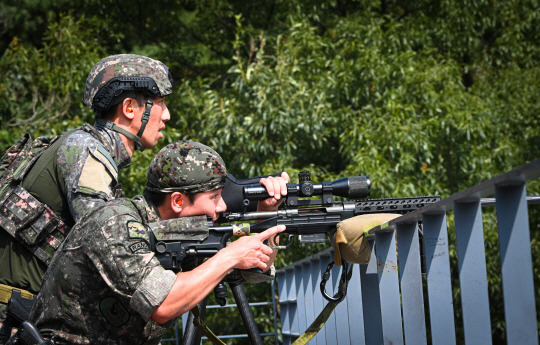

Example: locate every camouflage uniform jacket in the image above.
[30,196,177,345]
[0,123,131,294]
[50,122,131,222]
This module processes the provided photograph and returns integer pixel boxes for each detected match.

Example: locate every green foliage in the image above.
[0,13,106,151]
[163,7,539,342]
[171,18,344,179]
[0,0,76,52]
[1,0,538,343]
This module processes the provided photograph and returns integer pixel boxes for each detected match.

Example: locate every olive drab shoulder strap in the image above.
[0,125,118,265]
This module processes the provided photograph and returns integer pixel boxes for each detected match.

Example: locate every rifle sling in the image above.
[292,300,340,345]
[190,306,226,345]
[292,264,353,345]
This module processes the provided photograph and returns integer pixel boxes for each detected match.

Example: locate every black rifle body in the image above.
[149,196,439,271]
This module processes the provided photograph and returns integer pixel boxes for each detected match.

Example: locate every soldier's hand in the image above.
[226,225,286,271]
[257,172,289,211]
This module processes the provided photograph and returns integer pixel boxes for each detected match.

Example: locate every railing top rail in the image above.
[276,247,334,273]
[368,158,540,234]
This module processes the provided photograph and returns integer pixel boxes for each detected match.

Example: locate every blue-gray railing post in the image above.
[294,262,308,341]
[375,229,404,344]
[333,251,355,344]
[271,279,279,345]
[360,242,383,344]
[324,252,340,344]
[454,199,492,344]
[345,264,366,345]
[395,222,427,345]
[495,182,537,344]
[422,212,457,344]
[311,255,327,345]
[304,257,324,345]
[297,261,312,344]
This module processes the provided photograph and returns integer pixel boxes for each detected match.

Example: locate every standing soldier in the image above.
[0,54,174,343]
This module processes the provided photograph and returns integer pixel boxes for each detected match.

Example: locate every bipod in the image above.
[182,282,264,345]
[229,282,264,345]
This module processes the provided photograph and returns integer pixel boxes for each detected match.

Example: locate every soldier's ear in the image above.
[122,98,136,119]
[171,192,184,213]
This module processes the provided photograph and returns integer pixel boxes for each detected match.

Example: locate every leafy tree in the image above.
[0,14,107,149]
[0,1,538,343]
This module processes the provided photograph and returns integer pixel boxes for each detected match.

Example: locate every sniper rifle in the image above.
[147,171,439,279]
[149,171,439,345]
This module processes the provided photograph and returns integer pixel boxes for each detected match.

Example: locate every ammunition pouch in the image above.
[0,132,67,266]
[0,184,68,265]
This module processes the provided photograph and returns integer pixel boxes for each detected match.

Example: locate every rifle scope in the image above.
[242,171,370,201]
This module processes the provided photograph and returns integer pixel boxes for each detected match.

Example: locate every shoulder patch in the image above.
[127,221,150,241]
[78,154,115,195]
[127,221,150,254]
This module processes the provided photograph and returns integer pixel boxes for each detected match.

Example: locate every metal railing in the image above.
[276,158,540,344]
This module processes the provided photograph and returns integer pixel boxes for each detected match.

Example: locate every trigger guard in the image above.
[268,233,294,249]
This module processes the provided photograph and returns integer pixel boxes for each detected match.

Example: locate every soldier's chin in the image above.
[143,136,161,149]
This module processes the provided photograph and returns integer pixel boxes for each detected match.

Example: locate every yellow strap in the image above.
[292,263,354,344]
[0,284,34,304]
[190,306,226,345]
[291,300,340,345]
[189,298,339,345]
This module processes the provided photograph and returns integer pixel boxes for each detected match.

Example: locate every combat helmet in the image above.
[146,140,227,194]
[83,54,174,151]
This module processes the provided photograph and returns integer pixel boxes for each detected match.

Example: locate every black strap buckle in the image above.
[320,260,352,303]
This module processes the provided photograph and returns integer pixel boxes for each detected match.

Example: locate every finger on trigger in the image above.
[259,225,286,240]
[261,245,273,255]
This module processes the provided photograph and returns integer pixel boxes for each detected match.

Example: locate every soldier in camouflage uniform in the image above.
[0,54,174,343]
[28,140,288,345]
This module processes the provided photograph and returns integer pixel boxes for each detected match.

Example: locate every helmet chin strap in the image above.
[133,98,153,151]
[96,98,153,152]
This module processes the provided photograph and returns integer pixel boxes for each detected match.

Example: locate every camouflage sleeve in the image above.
[57,131,120,222]
[130,266,176,320]
[92,213,176,321]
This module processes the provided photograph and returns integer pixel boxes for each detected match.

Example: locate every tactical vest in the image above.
[0,124,120,265]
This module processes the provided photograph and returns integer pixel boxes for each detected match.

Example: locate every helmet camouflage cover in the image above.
[83,54,174,110]
[146,140,227,194]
